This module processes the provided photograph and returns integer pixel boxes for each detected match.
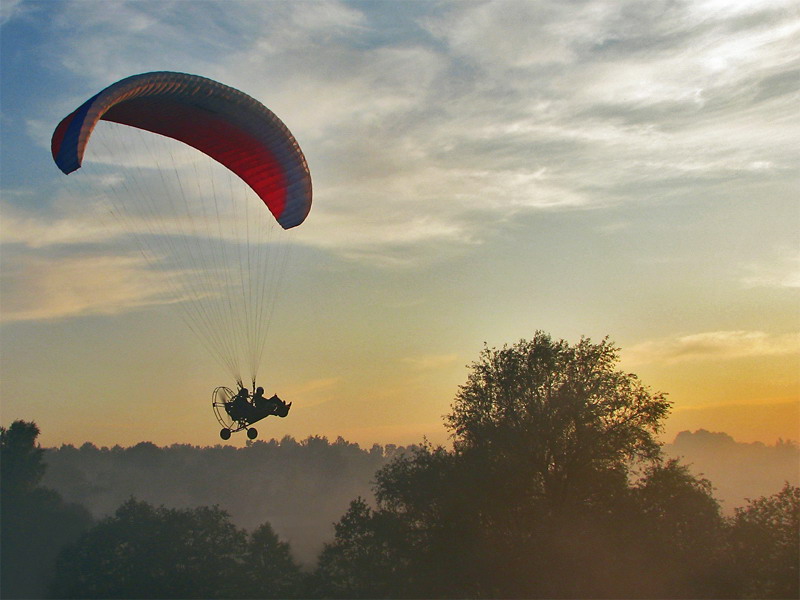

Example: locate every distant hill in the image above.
[663,429,799,514]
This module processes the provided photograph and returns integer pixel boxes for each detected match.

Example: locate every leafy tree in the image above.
[0,421,93,599]
[633,460,724,553]
[49,497,305,599]
[313,334,737,598]
[49,499,247,598]
[441,333,674,596]
[240,522,304,598]
[369,444,495,597]
[446,332,671,508]
[625,459,728,597]
[727,483,799,599]
[1,420,46,494]
[314,497,412,598]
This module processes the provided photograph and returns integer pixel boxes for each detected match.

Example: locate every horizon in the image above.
[11,421,800,452]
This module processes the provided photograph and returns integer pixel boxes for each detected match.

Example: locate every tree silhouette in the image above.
[239,522,304,598]
[1,421,46,494]
[312,334,736,598]
[314,497,408,598]
[49,499,244,598]
[49,498,304,599]
[369,444,490,597]
[441,333,676,596]
[447,332,671,509]
[0,421,93,599]
[728,483,799,599]
[625,459,728,597]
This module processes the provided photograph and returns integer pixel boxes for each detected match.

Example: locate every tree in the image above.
[49,497,305,599]
[240,522,304,598]
[446,332,671,509]
[626,459,728,597]
[313,497,412,598]
[369,444,495,598]
[727,483,799,599]
[0,421,93,599]
[1,420,47,494]
[49,499,244,598]
[312,334,734,598]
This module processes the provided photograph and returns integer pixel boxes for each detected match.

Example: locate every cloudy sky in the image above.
[1,0,798,448]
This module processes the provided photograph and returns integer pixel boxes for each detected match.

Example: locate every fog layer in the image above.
[42,430,796,564]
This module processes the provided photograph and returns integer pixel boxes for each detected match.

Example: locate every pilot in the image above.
[252,386,292,417]
[229,387,252,421]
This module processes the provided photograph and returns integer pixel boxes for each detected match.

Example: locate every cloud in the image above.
[0,154,291,326]
[425,1,587,68]
[18,0,800,271]
[0,0,25,25]
[740,250,800,289]
[288,377,343,395]
[0,252,175,323]
[285,377,344,408]
[402,353,459,371]
[625,330,800,365]
[46,1,248,90]
[424,0,800,180]
[33,3,597,257]
[0,195,119,248]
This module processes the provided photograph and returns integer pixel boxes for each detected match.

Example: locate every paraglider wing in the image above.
[51,71,311,229]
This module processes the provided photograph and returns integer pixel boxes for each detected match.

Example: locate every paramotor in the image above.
[51,72,312,429]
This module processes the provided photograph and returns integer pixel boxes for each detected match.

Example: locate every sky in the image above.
[1,0,798,449]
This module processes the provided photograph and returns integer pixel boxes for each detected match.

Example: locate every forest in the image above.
[2,333,798,599]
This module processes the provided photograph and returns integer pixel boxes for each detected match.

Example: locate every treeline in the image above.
[664,429,799,513]
[42,435,411,564]
[40,427,799,545]
[2,333,798,598]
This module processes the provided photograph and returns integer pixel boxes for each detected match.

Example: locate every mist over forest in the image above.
[664,429,799,513]
[40,428,798,565]
[4,335,798,598]
[41,436,413,565]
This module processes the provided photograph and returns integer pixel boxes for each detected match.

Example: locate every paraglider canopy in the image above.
[51,71,312,388]
[52,71,311,229]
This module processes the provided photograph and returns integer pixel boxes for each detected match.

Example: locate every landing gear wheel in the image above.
[247,427,258,440]
[220,428,232,440]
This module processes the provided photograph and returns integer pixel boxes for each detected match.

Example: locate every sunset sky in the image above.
[1,0,798,449]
